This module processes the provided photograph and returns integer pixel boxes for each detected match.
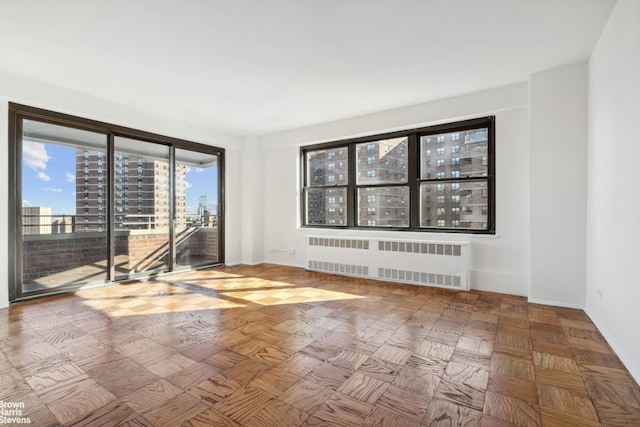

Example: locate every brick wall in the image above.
[201,228,218,259]
[22,228,218,282]
[22,234,130,282]
[176,227,218,262]
[127,232,170,272]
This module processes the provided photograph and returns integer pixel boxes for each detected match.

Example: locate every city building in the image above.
[419,129,488,229]
[198,195,208,217]
[22,206,51,235]
[51,215,74,234]
[75,150,187,231]
[307,132,488,229]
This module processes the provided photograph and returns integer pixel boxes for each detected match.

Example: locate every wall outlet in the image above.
[288,249,295,255]
[597,289,603,301]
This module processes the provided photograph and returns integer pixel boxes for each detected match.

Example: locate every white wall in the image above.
[0,71,244,308]
[260,83,532,296]
[586,0,640,384]
[224,148,243,266]
[238,136,265,265]
[529,63,588,308]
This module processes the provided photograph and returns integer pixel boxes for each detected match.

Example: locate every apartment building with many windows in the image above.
[75,150,187,232]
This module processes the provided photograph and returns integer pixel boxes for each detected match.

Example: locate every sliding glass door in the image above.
[113,137,171,279]
[175,149,220,269]
[10,104,224,301]
[19,119,109,294]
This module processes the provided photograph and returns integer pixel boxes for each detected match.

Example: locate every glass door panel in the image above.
[114,136,170,278]
[20,119,109,294]
[175,148,220,268]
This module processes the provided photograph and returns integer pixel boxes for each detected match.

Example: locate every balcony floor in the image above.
[23,254,217,293]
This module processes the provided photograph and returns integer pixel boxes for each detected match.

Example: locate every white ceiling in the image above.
[0,0,616,136]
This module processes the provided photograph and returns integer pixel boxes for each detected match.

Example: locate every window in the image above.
[355,137,409,227]
[419,123,493,230]
[304,146,348,225]
[10,103,225,302]
[301,116,494,232]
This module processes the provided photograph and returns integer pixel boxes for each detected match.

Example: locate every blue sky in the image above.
[22,142,218,216]
[182,165,218,215]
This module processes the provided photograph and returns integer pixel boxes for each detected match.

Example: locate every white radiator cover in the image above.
[306,236,470,291]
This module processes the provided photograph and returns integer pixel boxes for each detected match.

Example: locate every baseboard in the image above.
[585,308,640,386]
[527,297,584,310]
[470,270,529,297]
[266,260,305,269]
[226,259,268,266]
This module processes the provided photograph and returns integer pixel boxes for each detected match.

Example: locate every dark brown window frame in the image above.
[300,116,496,234]
[8,103,226,302]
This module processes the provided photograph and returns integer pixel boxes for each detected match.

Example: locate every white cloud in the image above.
[185,181,193,189]
[42,187,63,192]
[22,199,32,207]
[185,166,192,174]
[37,172,51,182]
[23,140,51,170]
[65,172,75,182]
[195,167,205,173]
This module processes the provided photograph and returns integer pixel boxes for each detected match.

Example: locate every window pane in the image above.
[175,149,220,268]
[306,147,348,187]
[357,186,409,227]
[305,187,347,225]
[21,119,108,292]
[356,137,408,185]
[421,128,488,179]
[420,181,488,229]
[114,137,170,277]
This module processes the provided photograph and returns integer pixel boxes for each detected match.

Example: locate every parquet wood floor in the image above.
[2,264,639,426]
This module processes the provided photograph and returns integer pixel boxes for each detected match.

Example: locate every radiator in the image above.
[305,236,470,291]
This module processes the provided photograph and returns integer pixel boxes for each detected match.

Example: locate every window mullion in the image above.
[408,134,419,229]
[347,143,356,227]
